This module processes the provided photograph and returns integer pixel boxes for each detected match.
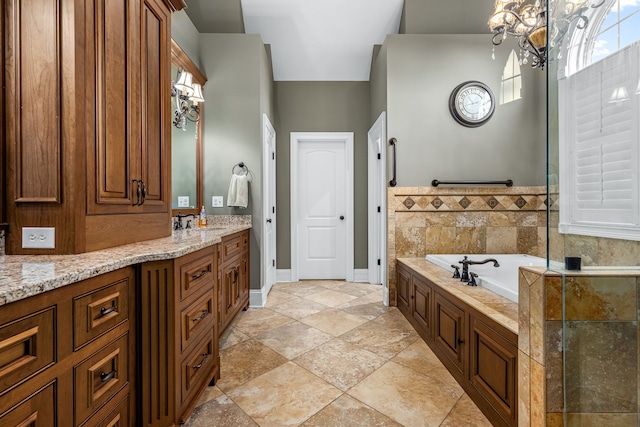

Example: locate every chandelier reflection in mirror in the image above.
[172,66,205,130]
[488,0,605,69]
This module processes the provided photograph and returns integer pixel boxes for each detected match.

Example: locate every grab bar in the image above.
[389,138,397,187]
[431,179,513,187]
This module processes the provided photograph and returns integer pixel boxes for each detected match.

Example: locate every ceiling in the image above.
[184,0,494,81]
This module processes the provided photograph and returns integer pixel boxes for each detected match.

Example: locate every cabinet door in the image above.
[139,0,170,213]
[469,316,517,425]
[221,261,240,330]
[396,264,411,315]
[411,274,433,340]
[86,0,139,214]
[434,292,466,375]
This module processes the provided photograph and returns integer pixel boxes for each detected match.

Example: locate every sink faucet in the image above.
[458,256,500,282]
[174,213,197,230]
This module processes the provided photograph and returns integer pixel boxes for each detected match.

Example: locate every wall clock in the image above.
[449,81,495,127]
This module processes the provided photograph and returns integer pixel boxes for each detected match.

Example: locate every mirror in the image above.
[171,39,206,217]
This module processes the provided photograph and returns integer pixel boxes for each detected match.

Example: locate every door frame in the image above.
[290,132,354,282]
[262,114,277,299]
[367,112,388,303]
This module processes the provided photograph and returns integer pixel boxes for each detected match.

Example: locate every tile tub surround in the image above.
[0,220,252,306]
[388,186,547,306]
[518,267,640,426]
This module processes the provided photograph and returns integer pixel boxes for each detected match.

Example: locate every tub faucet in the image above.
[458,256,500,282]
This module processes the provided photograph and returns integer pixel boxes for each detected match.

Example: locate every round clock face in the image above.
[449,81,495,127]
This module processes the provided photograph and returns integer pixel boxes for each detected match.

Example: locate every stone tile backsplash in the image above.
[387,186,547,306]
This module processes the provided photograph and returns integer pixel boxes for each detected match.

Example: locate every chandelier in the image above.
[488,0,605,69]
[172,66,205,130]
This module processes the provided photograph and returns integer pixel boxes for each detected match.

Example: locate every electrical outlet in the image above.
[178,196,190,207]
[212,196,223,207]
[22,227,55,249]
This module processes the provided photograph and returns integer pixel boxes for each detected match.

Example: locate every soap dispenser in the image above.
[199,206,207,227]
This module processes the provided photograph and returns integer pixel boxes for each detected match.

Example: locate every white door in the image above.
[368,112,387,285]
[291,132,354,281]
[262,115,277,296]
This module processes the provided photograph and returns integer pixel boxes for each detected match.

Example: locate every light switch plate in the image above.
[178,196,190,207]
[212,196,223,207]
[22,227,55,249]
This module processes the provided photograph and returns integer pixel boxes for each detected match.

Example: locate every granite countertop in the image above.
[397,257,519,335]
[0,217,251,307]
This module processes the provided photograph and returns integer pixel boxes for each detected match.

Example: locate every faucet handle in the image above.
[450,265,461,279]
[468,273,478,287]
[186,219,192,229]
[458,255,469,265]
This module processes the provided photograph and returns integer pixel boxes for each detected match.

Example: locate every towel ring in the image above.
[232,162,249,175]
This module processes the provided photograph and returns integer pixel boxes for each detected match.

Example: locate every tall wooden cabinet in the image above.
[2,0,185,255]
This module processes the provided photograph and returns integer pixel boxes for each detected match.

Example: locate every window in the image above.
[500,50,522,105]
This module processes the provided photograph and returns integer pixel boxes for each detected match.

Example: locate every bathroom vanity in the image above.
[0,222,250,426]
[397,258,518,427]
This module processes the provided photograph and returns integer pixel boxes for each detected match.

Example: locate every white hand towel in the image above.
[227,173,249,208]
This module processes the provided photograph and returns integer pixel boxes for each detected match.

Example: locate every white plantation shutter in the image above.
[559,43,640,240]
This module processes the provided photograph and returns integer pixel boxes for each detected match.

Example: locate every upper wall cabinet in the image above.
[2,0,185,254]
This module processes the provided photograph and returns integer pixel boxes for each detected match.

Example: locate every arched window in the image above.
[500,50,522,104]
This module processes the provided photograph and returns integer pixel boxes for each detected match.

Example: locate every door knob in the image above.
[266,219,272,223]
[339,216,345,220]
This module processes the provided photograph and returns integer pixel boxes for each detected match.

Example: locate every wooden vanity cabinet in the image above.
[139,246,220,427]
[396,262,518,427]
[2,0,185,255]
[219,230,250,336]
[0,267,136,426]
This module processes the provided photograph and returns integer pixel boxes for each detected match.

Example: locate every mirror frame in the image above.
[170,39,207,217]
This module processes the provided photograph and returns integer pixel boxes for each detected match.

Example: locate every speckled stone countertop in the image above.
[398,257,519,335]
[0,216,251,307]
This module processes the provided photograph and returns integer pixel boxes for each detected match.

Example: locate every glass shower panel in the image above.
[548,0,640,424]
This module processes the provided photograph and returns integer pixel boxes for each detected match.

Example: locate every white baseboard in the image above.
[276,269,292,282]
[353,269,369,282]
[249,288,267,308]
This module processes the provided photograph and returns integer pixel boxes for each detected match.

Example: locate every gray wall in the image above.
[171,10,201,68]
[200,34,272,290]
[370,44,388,124]
[274,81,371,270]
[400,0,495,35]
[384,34,546,187]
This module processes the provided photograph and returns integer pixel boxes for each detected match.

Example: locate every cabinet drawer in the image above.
[180,290,215,353]
[181,332,215,405]
[178,249,215,302]
[0,382,55,426]
[73,270,132,350]
[0,307,55,395]
[74,334,129,426]
[85,393,130,427]
[220,233,243,261]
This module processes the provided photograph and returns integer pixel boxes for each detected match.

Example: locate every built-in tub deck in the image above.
[398,257,519,334]
[396,257,531,427]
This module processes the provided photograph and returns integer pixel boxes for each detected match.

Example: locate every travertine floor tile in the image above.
[233,308,295,338]
[227,362,342,427]
[341,309,419,358]
[300,394,402,426]
[195,385,223,407]
[335,282,384,297]
[392,339,462,391]
[294,338,387,391]
[348,361,463,427]
[220,325,251,350]
[264,289,301,308]
[254,321,333,359]
[278,282,330,297]
[185,394,258,427]
[271,298,329,320]
[440,394,493,427]
[304,289,358,307]
[216,340,288,393]
[338,301,391,320]
[300,309,369,336]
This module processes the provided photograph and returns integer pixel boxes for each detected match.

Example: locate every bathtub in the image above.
[425,254,546,303]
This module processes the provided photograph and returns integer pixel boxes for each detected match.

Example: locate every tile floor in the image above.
[185,281,492,427]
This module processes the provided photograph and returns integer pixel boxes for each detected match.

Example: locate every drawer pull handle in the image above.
[192,310,208,322]
[193,353,208,369]
[457,338,464,345]
[100,370,116,383]
[191,269,208,280]
[100,306,118,316]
